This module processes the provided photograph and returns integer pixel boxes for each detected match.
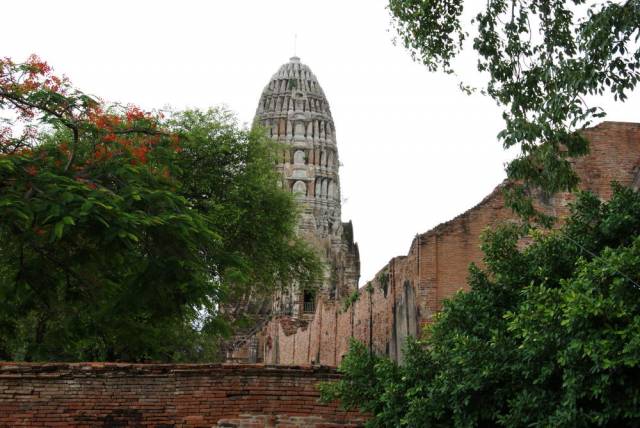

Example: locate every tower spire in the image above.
[254,58,360,305]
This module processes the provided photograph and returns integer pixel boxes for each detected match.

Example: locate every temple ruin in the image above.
[230,58,640,367]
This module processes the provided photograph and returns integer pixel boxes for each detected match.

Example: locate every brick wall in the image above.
[0,363,366,427]
[248,121,640,366]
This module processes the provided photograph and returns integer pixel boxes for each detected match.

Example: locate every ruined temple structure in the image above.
[228,57,361,362]
[255,56,360,308]
[234,121,640,366]
[231,59,640,367]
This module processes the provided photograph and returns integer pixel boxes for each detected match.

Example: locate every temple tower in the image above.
[254,56,360,316]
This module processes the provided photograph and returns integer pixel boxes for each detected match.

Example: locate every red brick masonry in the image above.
[0,362,366,427]
[254,121,640,366]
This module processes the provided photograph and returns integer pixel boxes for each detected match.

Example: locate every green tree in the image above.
[322,185,640,427]
[388,0,640,222]
[167,109,320,328]
[0,56,319,362]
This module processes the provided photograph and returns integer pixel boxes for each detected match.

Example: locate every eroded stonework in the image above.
[239,121,640,366]
[254,57,360,316]
[228,57,361,363]
[0,363,367,427]
[234,58,640,367]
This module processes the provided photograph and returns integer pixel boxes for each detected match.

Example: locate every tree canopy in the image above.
[0,55,320,362]
[320,3,640,425]
[322,185,640,427]
[388,0,640,222]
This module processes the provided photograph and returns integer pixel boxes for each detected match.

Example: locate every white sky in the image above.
[3,0,639,285]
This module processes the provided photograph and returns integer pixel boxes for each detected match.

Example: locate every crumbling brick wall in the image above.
[253,121,640,366]
[0,363,366,427]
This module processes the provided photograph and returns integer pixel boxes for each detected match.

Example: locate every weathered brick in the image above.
[252,121,640,366]
[0,363,366,427]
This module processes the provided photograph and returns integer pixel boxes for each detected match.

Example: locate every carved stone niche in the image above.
[328,181,336,199]
[293,150,306,165]
[321,178,329,197]
[294,91,305,111]
[293,180,307,196]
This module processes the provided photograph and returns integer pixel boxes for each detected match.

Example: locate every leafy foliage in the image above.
[0,56,319,362]
[167,109,321,326]
[322,185,640,427]
[388,0,640,222]
[341,290,360,312]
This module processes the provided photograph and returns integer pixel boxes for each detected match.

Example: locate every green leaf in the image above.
[53,221,64,240]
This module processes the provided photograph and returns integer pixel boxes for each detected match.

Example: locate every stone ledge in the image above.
[0,362,340,379]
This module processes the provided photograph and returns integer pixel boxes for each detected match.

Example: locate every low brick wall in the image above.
[0,363,365,427]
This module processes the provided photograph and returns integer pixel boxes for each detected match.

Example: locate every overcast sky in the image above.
[4,0,639,284]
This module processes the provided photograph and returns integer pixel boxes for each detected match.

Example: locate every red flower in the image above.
[125,106,146,122]
[118,138,132,148]
[26,54,51,75]
[93,145,113,160]
[94,116,107,129]
[132,145,149,164]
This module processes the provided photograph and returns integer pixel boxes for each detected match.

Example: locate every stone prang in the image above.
[254,56,360,315]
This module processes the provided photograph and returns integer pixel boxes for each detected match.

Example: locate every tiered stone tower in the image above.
[254,56,360,316]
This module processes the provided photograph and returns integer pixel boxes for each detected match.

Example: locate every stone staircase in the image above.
[224,315,272,363]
